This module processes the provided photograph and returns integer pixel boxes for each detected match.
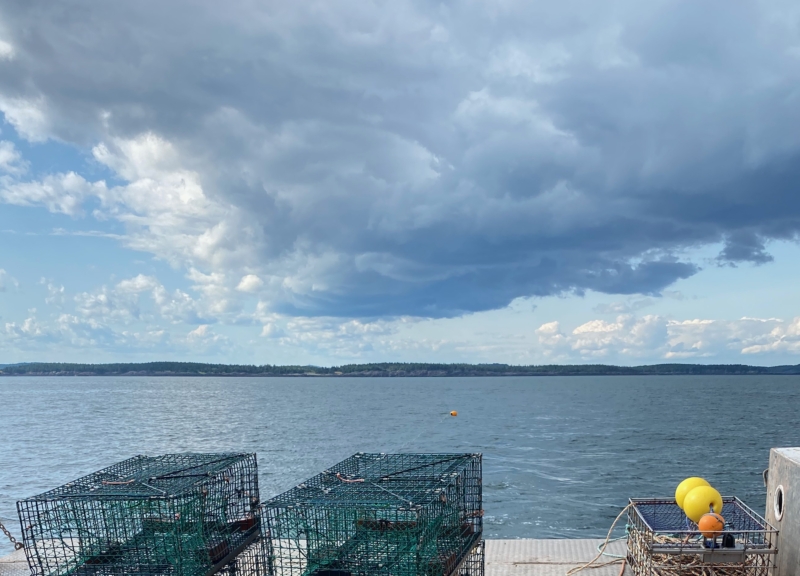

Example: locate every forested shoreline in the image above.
[1,361,799,376]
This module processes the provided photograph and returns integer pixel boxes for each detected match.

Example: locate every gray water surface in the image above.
[1,375,798,554]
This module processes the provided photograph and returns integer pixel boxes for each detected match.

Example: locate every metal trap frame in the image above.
[17,453,265,576]
[263,453,483,576]
[627,498,777,576]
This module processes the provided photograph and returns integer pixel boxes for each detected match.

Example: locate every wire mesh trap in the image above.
[626,498,777,576]
[263,453,483,576]
[17,453,266,576]
[449,541,483,576]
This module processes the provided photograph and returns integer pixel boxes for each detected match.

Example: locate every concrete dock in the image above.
[0,539,629,576]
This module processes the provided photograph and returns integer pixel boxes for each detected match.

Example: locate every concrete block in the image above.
[766,448,800,576]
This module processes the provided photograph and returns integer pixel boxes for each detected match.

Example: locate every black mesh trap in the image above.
[453,541,483,576]
[17,453,266,576]
[263,453,483,576]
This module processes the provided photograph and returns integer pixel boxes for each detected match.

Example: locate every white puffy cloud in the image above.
[5,314,49,340]
[3,311,226,356]
[184,324,229,351]
[0,140,26,175]
[0,133,259,270]
[44,282,65,306]
[0,96,50,142]
[236,274,263,293]
[75,274,209,325]
[741,318,800,354]
[535,321,568,352]
[570,315,667,357]
[92,135,258,273]
[247,310,800,363]
[533,314,800,361]
[253,302,408,358]
[666,317,793,358]
[0,172,104,215]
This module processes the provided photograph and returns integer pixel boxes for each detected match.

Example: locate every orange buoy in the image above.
[450,411,458,417]
[698,513,725,538]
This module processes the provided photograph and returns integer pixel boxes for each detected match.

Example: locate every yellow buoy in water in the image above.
[683,485,723,523]
[450,411,458,417]
[675,477,710,509]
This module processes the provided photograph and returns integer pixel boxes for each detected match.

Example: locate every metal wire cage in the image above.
[626,498,778,576]
[17,453,266,576]
[452,541,483,576]
[263,453,482,576]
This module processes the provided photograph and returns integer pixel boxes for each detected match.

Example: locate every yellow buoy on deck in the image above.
[684,485,723,523]
[675,477,710,509]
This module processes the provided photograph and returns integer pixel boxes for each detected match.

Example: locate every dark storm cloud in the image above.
[1,0,799,317]
[717,232,774,266]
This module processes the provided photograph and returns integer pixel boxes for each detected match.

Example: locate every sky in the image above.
[1,0,800,366]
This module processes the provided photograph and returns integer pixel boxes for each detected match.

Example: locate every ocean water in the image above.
[1,375,799,555]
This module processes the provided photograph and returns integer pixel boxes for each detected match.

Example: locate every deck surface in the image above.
[0,548,27,576]
[1,539,630,576]
[485,539,628,576]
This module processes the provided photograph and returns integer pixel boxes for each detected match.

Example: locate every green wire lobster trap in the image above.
[17,453,267,576]
[263,453,483,576]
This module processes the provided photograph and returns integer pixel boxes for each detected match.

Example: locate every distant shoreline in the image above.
[1,361,799,377]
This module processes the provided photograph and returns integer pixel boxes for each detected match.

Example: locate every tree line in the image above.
[1,361,798,376]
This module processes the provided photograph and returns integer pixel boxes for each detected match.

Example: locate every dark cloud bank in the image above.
[1,0,799,317]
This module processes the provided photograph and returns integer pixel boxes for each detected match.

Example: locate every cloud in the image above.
[535,315,666,359]
[0,134,261,272]
[0,268,18,292]
[717,231,774,266]
[0,96,49,142]
[184,324,229,351]
[0,39,13,60]
[592,298,655,314]
[740,318,800,354]
[0,172,104,215]
[44,282,65,306]
[0,140,26,175]
[665,317,792,358]
[533,314,800,361]
[7,265,800,362]
[74,274,212,325]
[1,1,800,319]
[5,314,49,340]
[259,313,405,358]
[3,310,227,356]
[236,274,263,293]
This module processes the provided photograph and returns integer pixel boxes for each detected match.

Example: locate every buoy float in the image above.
[698,512,725,538]
[683,485,723,523]
[675,477,710,510]
[450,411,458,417]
